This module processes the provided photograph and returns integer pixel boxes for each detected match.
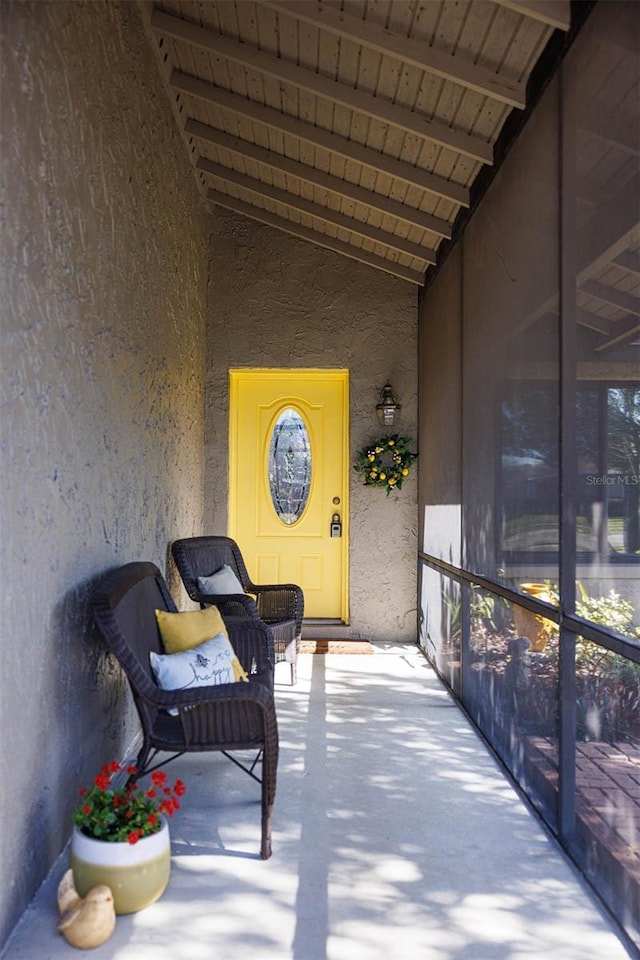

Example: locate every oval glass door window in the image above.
[268,408,312,524]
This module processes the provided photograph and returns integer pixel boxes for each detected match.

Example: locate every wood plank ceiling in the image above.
[141,0,570,287]
[140,0,639,348]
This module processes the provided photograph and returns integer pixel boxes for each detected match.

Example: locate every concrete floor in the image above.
[3,645,634,960]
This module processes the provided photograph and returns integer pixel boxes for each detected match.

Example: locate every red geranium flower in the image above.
[72,760,187,843]
[94,773,109,792]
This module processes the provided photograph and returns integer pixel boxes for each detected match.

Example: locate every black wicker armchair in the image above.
[90,561,278,859]
[172,536,304,685]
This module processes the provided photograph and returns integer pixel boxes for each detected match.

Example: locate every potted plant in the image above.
[70,761,186,914]
[514,582,557,652]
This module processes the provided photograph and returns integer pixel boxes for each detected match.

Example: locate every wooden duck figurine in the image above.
[57,869,116,949]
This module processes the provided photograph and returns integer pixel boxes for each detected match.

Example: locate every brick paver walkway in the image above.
[576,741,640,852]
[527,736,640,937]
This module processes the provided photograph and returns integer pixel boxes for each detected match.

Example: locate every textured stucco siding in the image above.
[205,209,419,642]
[0,1,210,944]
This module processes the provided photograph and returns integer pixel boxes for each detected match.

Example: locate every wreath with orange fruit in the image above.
[354,434,418,496]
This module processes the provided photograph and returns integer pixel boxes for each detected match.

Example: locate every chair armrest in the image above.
[253,584,304,629]
[226,619,275,673]
[141,660,275,716]
[173,677,278,749]
[197,592,261,621]
[172,670,274,707]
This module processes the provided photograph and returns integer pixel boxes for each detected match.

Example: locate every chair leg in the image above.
[261,726,278,859]
[290,659,297,685]
[261,804,273,860]
[133,740,152,778]
[261,752,274,859]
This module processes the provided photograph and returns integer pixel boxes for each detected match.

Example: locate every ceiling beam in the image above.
[207,189,426,286]
[576,309,612,336]
[578,222,640,287]
[545,305,626,338]
[186,119,453,240]
[493,0,571,31]
[578,115,640,158]
[594,318,640,352]
[171,70,470,207]
[512,216,640,338]
[264,1,526,109]
[197,157,436,265]
[613,250,640,277]
[580,279,640,317]
[152,9,492,165]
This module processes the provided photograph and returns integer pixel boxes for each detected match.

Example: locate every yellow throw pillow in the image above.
[155,606,228,654]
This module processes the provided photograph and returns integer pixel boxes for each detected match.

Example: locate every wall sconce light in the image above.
[376,382,401,427]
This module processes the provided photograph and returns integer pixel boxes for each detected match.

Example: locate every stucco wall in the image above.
[205,209,419,642]
[0,1,210,944]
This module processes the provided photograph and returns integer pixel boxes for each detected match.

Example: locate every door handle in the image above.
[330,513,342,537]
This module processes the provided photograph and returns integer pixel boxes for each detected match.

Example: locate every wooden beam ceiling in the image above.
[171,70,471,207]
[153,9,493,164]
[187,120,454,239]
[198,155,437,265]
[493,0,571,31]
[144,0,568,285]
[264,1,527,108]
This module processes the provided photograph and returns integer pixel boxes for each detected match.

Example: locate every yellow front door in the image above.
[229,369,349,621]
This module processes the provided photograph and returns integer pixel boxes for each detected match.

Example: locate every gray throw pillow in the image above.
[198,564,245,595]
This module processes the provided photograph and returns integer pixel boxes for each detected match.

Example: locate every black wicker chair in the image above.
[172,536,304,685]
[90,561,278,859]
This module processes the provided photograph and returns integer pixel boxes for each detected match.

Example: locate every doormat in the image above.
[299,639,374,654]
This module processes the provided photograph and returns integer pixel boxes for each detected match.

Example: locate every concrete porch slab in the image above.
[2,645,633,960]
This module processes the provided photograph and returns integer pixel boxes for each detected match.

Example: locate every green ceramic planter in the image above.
[70,819,171,915]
